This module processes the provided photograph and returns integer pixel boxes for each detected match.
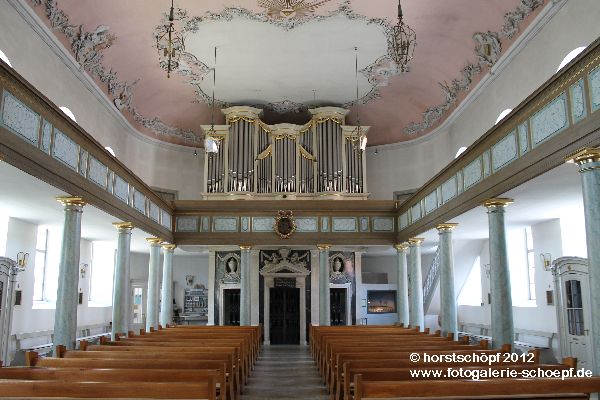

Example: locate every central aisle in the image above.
[241,345,329,400]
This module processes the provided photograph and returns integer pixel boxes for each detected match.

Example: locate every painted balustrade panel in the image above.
[0,70,173,238]
[398,40,600,236]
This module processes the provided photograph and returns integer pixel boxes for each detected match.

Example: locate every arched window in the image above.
[455,146,467,158]
[557,47,586,72]
[495,108,512,125]
[59,106,76,122]
[105,146,116,157]
[0,49,12,67]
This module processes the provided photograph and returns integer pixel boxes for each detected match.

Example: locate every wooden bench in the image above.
[340,358,573,400]
[353,375,600,399]
[58,347,238,400]
[0,380,215,399]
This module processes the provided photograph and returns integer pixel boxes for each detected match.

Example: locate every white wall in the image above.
[129,252,209,313]
[366,0,600,199]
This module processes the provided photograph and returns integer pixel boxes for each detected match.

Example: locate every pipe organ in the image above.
[202,106,369,199]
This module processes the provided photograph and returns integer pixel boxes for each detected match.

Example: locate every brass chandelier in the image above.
[204,47,220,154]
[155,0,185,78]
[388,0,416,73]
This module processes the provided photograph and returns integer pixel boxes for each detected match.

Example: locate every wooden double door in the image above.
[269,287,300,344]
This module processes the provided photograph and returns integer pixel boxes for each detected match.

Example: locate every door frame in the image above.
[552,256,595,371]
[269,286,301,345]
[219,283,240,326]
[130,279,147,332]
[262,274,308,345]
[330,283,352,326]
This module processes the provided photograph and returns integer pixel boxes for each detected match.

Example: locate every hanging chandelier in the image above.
[352,47,367,151]
[388,0,416,73]
[204,47,220,154]
[155,0,185,78]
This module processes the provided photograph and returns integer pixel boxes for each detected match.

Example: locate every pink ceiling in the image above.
[28,0,546,146]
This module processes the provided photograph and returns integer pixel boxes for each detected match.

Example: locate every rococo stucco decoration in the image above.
[153,1,404,112]
[260,248,310,274]
[329,252,354,285]
[28,0,199,144]
[216,252,241,284]
[404,0,545,135]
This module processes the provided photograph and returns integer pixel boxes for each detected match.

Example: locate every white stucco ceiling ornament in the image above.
[154,1,402,112]
[27,0,200,144]
[404,0,545,135]
[258,0,334,19]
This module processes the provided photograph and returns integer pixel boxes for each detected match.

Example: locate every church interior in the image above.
[1,0,600,398]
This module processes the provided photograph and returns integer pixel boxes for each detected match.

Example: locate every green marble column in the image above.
[53,196,85,353]
[318,244,331,326]
[483,198,514,350]
[568,148,600,374]
[160,244,176,327]
[146,238,162,331]
[111,222,133,340]
[240,245,252,326]
[437,223,458,339]
[408,238,424,331]
[394,243,410,327]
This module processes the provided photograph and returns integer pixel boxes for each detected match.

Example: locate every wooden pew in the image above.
[340,360,575,400]
[325,342,493,392]
[57,348,238,400]
[353,375,600,399]
[0,367,219,399]
[0,380,215,399]
[25,352,232,400]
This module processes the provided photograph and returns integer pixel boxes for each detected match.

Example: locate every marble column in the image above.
[239,245,252,326]
[160,244,176,327]
[53,196,86,353]
[111,222,133,340]
[483,198,514,349]
[568,148,600,374]
[394,243,410,327]
[317,244,331,326]
[145,238,162,332]
[437,223,459,339]
[250,249,260,326]
[408,238,424,331]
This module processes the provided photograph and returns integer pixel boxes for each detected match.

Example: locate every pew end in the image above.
[563,356,578,369]
[79,340,88,351]
[25,351,38,367]
[55,345,66,358]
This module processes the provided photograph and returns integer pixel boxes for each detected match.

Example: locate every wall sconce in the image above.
[80,263,88,279]
[17,252,29,267]
[483,263,491,278]
[540,253,552,271]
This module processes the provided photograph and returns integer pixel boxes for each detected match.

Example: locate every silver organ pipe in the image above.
[202,106,368,199]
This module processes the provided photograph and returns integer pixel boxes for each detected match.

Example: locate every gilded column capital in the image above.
[56,196,86,207]
[239,245,252,251]
[566,147,600,170]
[408,238,424,246]
[482,198,514,208]
[162,243,177,252]
[112,222,134,232]
[393,243,408,251]
[316,244,332,251]
[436,223,459,233]
[145,237,163,245]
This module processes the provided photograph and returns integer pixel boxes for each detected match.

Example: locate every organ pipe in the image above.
[202,106,369,199]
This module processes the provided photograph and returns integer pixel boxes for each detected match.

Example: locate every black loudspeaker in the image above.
[78,292,83,305]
